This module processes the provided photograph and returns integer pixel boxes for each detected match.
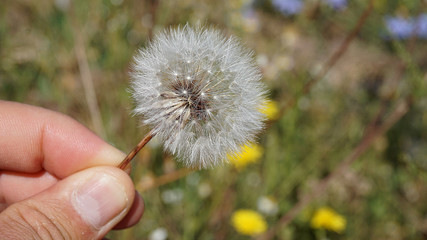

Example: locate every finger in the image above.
[0,166,136,239]
[0,171,59,205]
[0,101,126,178]
[114,191,144,229]
[0,172,144,229]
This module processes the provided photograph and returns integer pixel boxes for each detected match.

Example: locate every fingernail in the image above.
[72,173,128,229]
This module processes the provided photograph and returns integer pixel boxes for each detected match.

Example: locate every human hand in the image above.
[0,101,144,239]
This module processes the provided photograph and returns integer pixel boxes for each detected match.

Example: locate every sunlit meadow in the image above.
[1,0,427,239]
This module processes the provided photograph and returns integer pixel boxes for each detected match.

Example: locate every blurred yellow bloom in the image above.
[260,100,279,120]
[228,143,263,169]
[231,209,267,236]
[310,207,346,233]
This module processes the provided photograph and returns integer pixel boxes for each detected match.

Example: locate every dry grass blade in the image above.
[73,34,106,138]
[69,2,106,139]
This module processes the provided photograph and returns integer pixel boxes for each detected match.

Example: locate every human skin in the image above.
[0,100,144,239]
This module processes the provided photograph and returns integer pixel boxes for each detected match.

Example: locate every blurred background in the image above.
[1,0,427,239]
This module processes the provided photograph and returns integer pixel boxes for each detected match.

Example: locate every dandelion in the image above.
[260,100,279,120]
[228,143,263,169]
[231,209,267,236]
[310,207,346,233]
[119,25,267,169]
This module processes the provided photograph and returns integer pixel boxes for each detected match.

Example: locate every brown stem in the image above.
[273,0,374,122]
[137,168,195,192]
[119,129,156,170]
[302,0,374,95]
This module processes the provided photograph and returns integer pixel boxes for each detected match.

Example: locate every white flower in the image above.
[131,25,266,168]
[161,188,184,204]
[198,182,212,198]
[257,196,279,216]
[149,227,168,240]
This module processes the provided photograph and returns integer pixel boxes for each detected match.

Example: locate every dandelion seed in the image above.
[119,25,267,169]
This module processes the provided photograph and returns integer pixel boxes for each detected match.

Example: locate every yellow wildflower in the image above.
[231,209,267,236]
[260,100,279,120]
[228,143,263,169]
[310,207,346,233]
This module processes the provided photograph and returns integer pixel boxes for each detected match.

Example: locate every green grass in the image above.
[1,0,427,239]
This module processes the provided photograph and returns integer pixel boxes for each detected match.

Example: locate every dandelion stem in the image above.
[119,129,156,170]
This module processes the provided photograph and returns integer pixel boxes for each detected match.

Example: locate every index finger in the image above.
[0,101,126,178]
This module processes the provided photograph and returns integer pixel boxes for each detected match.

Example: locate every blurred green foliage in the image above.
[1,0,427,239]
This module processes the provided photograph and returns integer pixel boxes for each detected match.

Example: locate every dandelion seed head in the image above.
[131,25,267,168]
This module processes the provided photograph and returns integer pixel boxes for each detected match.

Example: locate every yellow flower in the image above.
[310,207,346,233]
[260,100,279,120]
[231,209,267,236]
[228,143,263,169]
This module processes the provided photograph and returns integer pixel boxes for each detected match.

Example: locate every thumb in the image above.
[0,166,135,240]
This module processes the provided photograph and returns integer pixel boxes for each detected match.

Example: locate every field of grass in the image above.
[1,0,427,239]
